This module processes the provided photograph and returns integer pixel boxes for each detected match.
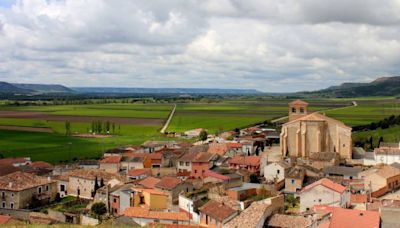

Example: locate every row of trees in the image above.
[353,114,400,132]
[64,120,121,135]
[354,136,384,151]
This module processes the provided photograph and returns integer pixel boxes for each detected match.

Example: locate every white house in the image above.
[263,161,291,182]
[299,178,350,212]
[178,194,200,223]
[374,142,400,165]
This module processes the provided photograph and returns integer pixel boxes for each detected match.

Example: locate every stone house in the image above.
[323,166,362,180]
[199,200,238,228]
[155,176,194,205]
[363,165,400,198]
[184,128,205,138]
[284,167,305,193]
[0,172,57,209]
[123,207,189,227]
[191,153,218,179]
[67,169,124,199]
[225,142,243,157]
[141,141,178,153]
[121,155,151,171]
[299,178,350,212]
[78,160,99,169]
[127,168,151,180]
[374,143,400,165]
[304,152,339,170]
[176,151,198,173]
[131,188,168,210]
[264,161,291,183]
[99,156,122,173]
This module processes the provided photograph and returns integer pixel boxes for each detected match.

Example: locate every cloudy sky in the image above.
[0,0,400,92]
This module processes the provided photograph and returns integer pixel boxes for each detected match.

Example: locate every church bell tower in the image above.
[288,99,308,121]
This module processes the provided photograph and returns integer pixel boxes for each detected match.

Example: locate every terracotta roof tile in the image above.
[69,169,125,182]
[30,161,53,169]
[192,152,216,163]
[0,171,55,191]
[99,156,122,164]
[229,155,260,166]
[155,176,182,190]
[178,152,199,162]
[376,165,400,178]
[127,168,151,177]
[199,200,236,221]
[301,178,346,194]
[226,142,242,148]
[289,99,309,106]
[204,170,230,181]
[138,176,161,189]
[330,207,380,228]
[225,200,271,228]
[0,215,11,225]
[267,214,312,228]
[207,143,229,155]
[0,157,30,165]
[0,164,21,176]
[124,207,188,221]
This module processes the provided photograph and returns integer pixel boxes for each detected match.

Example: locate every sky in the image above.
[0,0,400,92]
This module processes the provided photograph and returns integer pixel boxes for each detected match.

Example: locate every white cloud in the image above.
[0,0,400,92]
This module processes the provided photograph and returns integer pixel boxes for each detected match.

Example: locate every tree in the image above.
[91,202,107,219]
[378,136,384,147]
[199,130,208,141]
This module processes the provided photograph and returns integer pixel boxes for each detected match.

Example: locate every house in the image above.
[123,207,189,227]
[52,174,69,198]
[316,206,380,228]
[226,183,265,201]
[99,156,122,173]
[299,178,350,212]
[374,142,400,164]
[303,152,339,170]
[141,141,178,153]
[225,142,243,157]
[363,165,400,197]
[241,140,256,155]
[67,169,125,199]
[0,171,57,209]
[207,143,229,156]
[379,199,400,228]
[127,168,152,180]
[177,152,198,173]
[155,176,194,204]
[78,160,99,169]
[184,128,205,138]
[266,214,313,228]
[280,100,352,160]
[109,184,135,215]
[0,157,31,167]
[203,170,231,184]
[191,153,218,178]
[0,164,21,177]
[198,200,238,228]
[229,155,260,173]
[147,153,162,168]
[121,154,152,171]
[323,166,362,180]
[284,167,305,193]
[264,161,291,183]
[131,187,169,210]
[137,177,161,189]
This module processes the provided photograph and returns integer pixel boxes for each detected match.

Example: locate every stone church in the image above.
[280,100,352,160]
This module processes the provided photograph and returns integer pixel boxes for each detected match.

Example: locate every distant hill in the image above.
[12,83,74,93]
[301,76,400,97]
[0,82,35,94]
[72,87,262,95]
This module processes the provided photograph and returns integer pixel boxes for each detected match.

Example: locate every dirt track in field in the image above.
[0,125,54,133]
[0,111,164,126]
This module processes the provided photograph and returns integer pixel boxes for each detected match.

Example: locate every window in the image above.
[291,179,295,184]
[173,221,178,224]
[114,198,117,203]
[180,161,184,166]
[300,107,305,113]
[194,170,197,174]
[1,202,5,208]
[1,192,4,198]
[45,186,49,191]
[38,187,42,194]
[186,162,190,166]
[10,203,14,209]
[11,193,14,198]
[291,107,296,113]
[277,170,280,174]
[318,199,322,203]
[60,184,65,192]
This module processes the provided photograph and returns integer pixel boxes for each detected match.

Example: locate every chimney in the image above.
[9,182,12,188]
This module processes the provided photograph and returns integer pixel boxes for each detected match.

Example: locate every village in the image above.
[0,99,398,228]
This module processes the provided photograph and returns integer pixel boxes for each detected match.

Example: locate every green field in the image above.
[0,97,399,163]
[353,125,400,148]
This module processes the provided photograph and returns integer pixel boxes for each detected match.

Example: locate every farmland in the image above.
[0,97,398,163]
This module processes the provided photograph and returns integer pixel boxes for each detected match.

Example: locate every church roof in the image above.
[284,112,351,130]
[289,99,309,106]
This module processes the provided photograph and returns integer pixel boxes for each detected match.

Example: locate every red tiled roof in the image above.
[148,153,162,160]
[127,168,151,177]
[289,99,309,106]
[204,170,230,181]
[0,215,11,225]
[0,157,30,165]
[207,143,229,155]
[30,161,53,169]
[193,152,216,163]
[155,176,182,190]
[0,164,21,176]
[138,177,161,189]
[124,207,189,221]
[99,156,122,164]
[229,155,260,166]
[199,200,236,221]
[329,207,380,228]
[0,171,55,191]
[301,178,346,194]
[226,142,242,148]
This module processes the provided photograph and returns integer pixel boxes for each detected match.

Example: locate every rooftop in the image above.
[229,155,260,166]
[178,151,199,162]
[289,99,309,106]
[193,152,217,163]
[301,178,346,194]
[330,207,380,228]
[207,143,229,156]
[267,214,312,228]
[137,176,161,189]
[99,156,122,164]
[323,166,362,177]
[225,200,272,228]
[155,176,182,190]
[0,157,30,165]
[127,168,151,177]
[30,161,53,169]
[69,169,124,182]
[0,164,21,176]
[376,165,400,179]
[124,207,188,221]
[0,171,55,191]
[203,170,230,181]
[199,200,236,221]
[286,167,306,179]
[309,152,338,161]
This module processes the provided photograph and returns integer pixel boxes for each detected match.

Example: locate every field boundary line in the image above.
[160,104,176,133]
